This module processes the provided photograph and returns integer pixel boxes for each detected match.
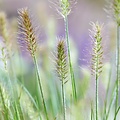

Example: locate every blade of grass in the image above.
[114,106,120,120]
[0,85,9,120]
[115,25,120,115]
[105,80,116,120]
[64,16,77,101]
[102,64,112,119]
[91,102,95,120]
[33,56,49,120]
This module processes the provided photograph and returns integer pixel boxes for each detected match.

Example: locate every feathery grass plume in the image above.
[105,0,120,25]
[49,0,77,101]
[0,43,9,70]
[60,0,77,101]
[56,40,68,82]
[18,8,37,57]
[89,22,103,120]
[0,12,8,42]
[55,40,68,120]
[0,12,10,71]
[113,0,120,26]
[18,8,49,120]
[49,0,73,18]
[59,0,71,18]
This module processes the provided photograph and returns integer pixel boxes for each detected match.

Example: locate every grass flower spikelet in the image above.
[60,0,71,18]
[0,12,8,42]
[113,0,120,26]
[56,40,68,83]
[90,22,103,77]
[90,21,103,120]
[55,40,68,120]
[18,8,37,57]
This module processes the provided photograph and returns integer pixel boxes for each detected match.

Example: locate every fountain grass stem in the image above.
[64,16,77,101]
[62,80,66,120]
[33,56,49,120]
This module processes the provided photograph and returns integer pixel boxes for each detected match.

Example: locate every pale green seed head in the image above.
[60,0,71,17]
[90,22,103,77]
[113,0,120,25]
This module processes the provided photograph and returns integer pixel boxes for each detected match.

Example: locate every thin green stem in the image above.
[64,16,77,101]
[103,65,112,120]
[105,81,116,120]
[95,75,98,120]
[114,106,120,120]
[115,25,120,116]
[33,56,49,120]
[91,102,95,120]
[62,81,66,120]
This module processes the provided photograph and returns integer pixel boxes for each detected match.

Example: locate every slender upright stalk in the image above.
[95,75,98,120]
[17,8,48,119]
[64,16,77,101]
[33,56,49,120]
[105,80,116,120]
[103,64,111,120]
[114,106,120,120]
[90,22,103,120]
[91,102,95,120]
[62,81,66,120]
[55,40,68,120]
[95,43,99,120]
[115,25,120,113]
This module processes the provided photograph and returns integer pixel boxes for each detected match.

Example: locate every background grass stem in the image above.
[33,56,49,120]
[115,25,120,117]
[95,75,98,120]
[62,81,66,120]
[64,16,77,102]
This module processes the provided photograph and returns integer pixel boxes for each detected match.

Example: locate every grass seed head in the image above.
[106,0,120,25]
[18,8,37,57]
[89,22,103,77]
[60,0,71,17]
[55,40,68,83]
[0,12,10,70]
[0,12,9,43]
[113,0,120,25]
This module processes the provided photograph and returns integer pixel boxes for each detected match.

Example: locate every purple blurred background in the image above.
[0,0,109,65]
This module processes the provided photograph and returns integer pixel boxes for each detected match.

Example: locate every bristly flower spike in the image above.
[18,8,37,57]
[56,40,68,83]
[0,12,8,42]
[113,0,120,26]
[90,22,103,77]
[89,21,104,120]
[55,39,68,120]
[18,8,49,120]
[0,12,10,70]
[59,0,71,18]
